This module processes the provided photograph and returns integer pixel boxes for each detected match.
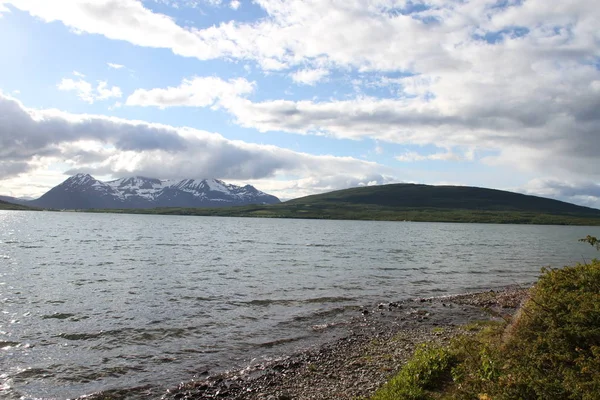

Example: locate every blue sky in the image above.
[0,0,599,206]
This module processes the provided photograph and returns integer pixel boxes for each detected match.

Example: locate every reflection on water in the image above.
[0,210,598,399]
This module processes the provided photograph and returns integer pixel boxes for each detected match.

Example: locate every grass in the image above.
[372,243,600,399]
[372,344,455,400]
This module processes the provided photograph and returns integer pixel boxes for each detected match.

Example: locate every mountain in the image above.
[285,183,600,215]
[121,183,600,225]
[27,174,280,209]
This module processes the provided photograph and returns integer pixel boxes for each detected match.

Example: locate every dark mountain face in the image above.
[27,174,280,209]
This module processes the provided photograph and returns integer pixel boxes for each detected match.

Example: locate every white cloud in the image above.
[96,81,123,101]
[126,76,255,109]
[72,70,85,78]
[4,0,219,60]
[57,76,122,104]
[149,0,202,9]
[107,62,125,69]
[396,148,474,162]
[290,68,329,86]
[6,0,600,77]
[57,78,94,103]
[521,179,600,209]
[229,0,240,10]
[0,92,393,199]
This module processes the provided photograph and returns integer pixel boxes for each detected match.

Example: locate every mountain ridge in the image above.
[22,174,280,209]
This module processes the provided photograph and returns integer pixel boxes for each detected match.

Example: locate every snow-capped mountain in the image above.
[28,174,280,209]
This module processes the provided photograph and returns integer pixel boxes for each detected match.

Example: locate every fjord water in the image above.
[1,211,599,399]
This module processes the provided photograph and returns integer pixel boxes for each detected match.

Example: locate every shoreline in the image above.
[150,286,530,400]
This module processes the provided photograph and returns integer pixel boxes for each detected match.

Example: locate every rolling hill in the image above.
[285,184,600,214]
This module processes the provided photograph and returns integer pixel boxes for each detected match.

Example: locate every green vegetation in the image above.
[372,237,600,399]
[84,183,600,225]
[372,344,455,400]
[85,203,600,225]
[0,199,37,211]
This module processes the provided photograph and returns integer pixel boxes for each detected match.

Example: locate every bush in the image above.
[372,344,455,400]
[495,260,600,399]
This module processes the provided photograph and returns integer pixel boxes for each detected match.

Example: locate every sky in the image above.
[0,0,599,206]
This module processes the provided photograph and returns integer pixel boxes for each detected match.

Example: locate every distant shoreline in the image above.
[6,205,597,226]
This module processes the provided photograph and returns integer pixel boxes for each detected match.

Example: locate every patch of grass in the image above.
[372,344,455,400]
[372,245,600,400]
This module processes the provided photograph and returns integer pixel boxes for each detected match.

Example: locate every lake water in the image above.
[1,211,599,399]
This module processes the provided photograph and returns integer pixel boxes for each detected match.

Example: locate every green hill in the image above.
[286,184,600,214]
[90,183,600,225]
[0,199,35,211]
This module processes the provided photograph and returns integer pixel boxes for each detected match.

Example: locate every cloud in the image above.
[0,0,504,72]
[107,62,125,69]
[57,74,122,104]
[4,0,220,60]
[522,179,600,209]
[7,0,598,82]
[126,76,254,108]
[396,150,463,163]
[229,0,240,10]
[125,53,600,182]
[217,60,600,178]
[235,173,398,201]
[0,92,392,198]
[396,148,475,162]
[290,68,329,86]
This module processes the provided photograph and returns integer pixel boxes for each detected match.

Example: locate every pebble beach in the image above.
[153,287,530,400]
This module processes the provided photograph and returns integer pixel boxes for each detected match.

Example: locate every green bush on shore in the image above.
[372,344,455,400]
[373,237,600,400]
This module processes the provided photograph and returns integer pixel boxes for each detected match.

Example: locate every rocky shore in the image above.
[161,286,530,400]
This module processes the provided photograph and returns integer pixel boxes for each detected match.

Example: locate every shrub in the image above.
[372,237,600,399]
[372,344,455,400]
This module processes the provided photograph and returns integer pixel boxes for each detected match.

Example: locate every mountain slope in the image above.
[0,199,36,211]
[29,174,125,209]
[0,195,31,206]
[27,174,280,209]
